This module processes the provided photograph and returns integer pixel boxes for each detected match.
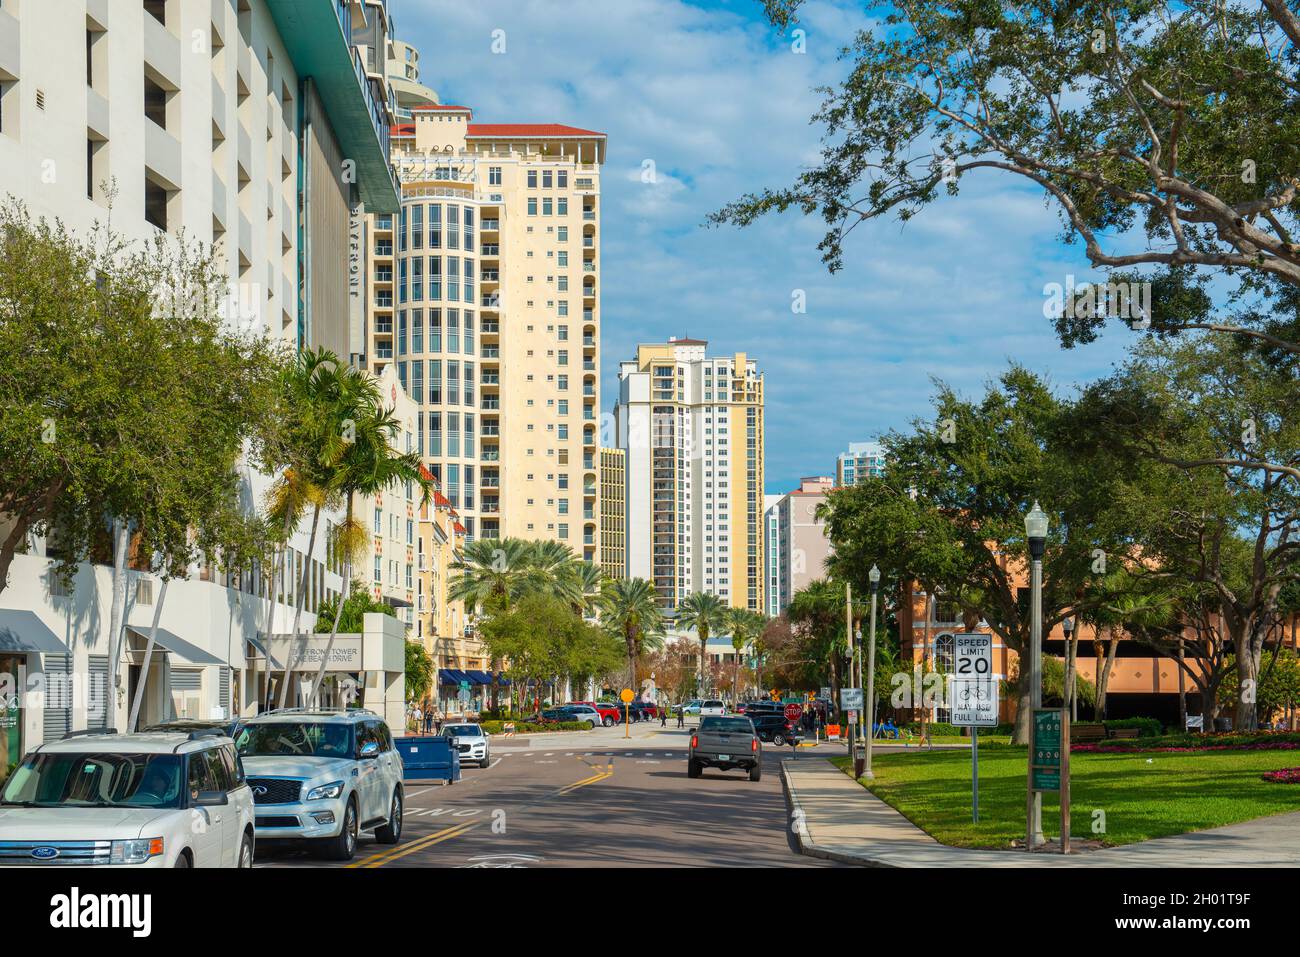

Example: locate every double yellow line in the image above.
[350,763,614,868]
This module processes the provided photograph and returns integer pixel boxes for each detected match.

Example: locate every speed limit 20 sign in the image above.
[950,633,998,727]
[954,634,993,677]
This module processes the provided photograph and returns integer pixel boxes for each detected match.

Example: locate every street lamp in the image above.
[1024,500,1048,849]
[863,564,881,780]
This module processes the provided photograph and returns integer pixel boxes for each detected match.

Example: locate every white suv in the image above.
[0,729,255,868]
[235,709,404,861]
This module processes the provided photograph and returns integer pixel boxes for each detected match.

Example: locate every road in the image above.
[258,721,841,868]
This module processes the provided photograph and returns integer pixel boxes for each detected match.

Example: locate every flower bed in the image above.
[1262,767,1300,783]
[1073,731,1300,754]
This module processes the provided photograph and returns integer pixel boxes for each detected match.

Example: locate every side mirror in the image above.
[360,741,380,758]
[195,790,228,807]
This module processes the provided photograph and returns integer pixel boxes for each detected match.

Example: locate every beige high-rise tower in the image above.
[614,338,766,611]
[363,50,606,561]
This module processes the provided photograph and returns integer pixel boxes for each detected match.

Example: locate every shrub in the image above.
[1262,768,1300,783]
[480,720,590,735]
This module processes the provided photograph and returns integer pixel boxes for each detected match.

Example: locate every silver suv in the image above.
[234,709,404,862]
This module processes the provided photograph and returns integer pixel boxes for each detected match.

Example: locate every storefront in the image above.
[1,653,22,785]
[0,609,73,787]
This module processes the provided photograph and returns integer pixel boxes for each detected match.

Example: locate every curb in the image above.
[781,759,892,868]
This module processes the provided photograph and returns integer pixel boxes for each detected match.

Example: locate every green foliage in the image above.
[405,640,434,706]
[1218,650,1300,721]
[479,720,590,735]
[313,581,396,633]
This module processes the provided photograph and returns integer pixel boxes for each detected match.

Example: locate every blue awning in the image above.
[466,670,494,685]
[0,609,68,654]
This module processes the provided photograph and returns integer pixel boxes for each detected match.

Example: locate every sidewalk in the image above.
[782,757,1300,868]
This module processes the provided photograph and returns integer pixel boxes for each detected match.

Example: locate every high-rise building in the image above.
[614,338,765,610]
[599,447,626,580]
[836,441,886,486]
[0,0,402,748]
[763,493,782,618]
[775,476,835,611]
[363,61,606,560]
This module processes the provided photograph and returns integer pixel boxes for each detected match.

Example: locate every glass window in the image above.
[447,309,460,353]
[430,308,442,352]
[447,204,460,250]
[429,204,441,249]
[429,256,441,301]
[412,204,424,251]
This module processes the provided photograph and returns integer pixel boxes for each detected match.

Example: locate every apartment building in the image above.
[362,50,606,562]
[773,476,835,612]
[0,0,399,761]
[599,447,626,580]
[836,440,886,486]
[614,338,765,611]
[763,493,782,617]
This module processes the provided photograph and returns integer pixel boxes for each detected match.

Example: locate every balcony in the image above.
[583,211,596,221]
[481,295,500,309]
[375,268,393,283]
[374,320,393,335]
[375,293,393,308]
[481,244,500,256]
[481,345,500,359]
[583,335,595,347]
[482,321,500,335]
[482,449,500,462]
[481,219,500,231]
[482,397,500,410]
[481,269,499,282]
[481,473,500,488]
[481,372,500,386]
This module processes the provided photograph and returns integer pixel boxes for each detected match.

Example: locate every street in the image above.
[258,722,840,868]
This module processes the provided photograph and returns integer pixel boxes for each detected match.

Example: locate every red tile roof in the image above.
[453,522,467,535]
[466,123,605,139]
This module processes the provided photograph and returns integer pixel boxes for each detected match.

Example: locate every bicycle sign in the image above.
[950,633,997,727]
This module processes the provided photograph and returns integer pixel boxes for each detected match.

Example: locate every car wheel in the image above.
[603,716,614,727]
[375,789,403,845]
[687,759,701,779]
[238,831,254,868]
[326,797,360,860]
[773,733,785,747]
[749,763,762,782]
[174,851,191,868]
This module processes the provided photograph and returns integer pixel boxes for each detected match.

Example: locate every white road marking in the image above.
[487,757,502,769]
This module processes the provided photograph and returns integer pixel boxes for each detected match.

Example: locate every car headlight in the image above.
[111,838,164,864]
[306,780,345,801]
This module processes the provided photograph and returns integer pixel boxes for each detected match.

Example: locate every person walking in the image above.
[660,705,667,727]
[676,704,684,729]
[411,704,422,735]
[423,705,434,735]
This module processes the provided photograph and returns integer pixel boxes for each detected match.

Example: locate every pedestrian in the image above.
[660,706,667,727]
[434,708,443,735]
[676,704,684,729]
[423,706,433,735]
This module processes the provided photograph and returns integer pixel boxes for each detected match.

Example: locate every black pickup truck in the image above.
[688,715,763,781]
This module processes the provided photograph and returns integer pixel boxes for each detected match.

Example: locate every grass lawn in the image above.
[831,743,1300,848]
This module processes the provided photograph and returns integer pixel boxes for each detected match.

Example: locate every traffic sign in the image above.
[839,687,864,711]
[953,633,994,678]
[949,676,999,727]
[783,702,802,721]
[459,680,471,691]
[819,686,831,701]
[620,688,634,703]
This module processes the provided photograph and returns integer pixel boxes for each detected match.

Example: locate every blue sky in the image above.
[392,0,1134,493]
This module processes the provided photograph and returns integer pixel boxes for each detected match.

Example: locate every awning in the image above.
[0,609,68,654]
[438,668,468,686]
[247,633,284,670]
[466,670,494,686]
[126,626,224,666]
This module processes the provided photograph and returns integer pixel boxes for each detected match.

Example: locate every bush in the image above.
[1103,717,1164,738]
[480,719,590,735]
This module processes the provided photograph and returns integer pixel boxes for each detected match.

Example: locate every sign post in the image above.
[620,688,634,739]
[949,634,998,823]
[1029,707,1070,853]
[839,688,864,773]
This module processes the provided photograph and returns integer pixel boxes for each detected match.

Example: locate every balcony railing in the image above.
[481,219,500,230]
[481,244,500,256]
[375,243,393,257]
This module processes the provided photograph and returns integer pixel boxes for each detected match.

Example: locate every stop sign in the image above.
[784,703,802,721]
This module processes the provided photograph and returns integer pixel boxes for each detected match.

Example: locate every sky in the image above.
[392,0,1135,493]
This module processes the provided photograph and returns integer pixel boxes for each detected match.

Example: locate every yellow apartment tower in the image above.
[363,47,606,561]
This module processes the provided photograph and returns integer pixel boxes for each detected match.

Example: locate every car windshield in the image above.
[235,722,352,758]
[700,717,753,734]
[446,725,480,737]
[703,701,724,708]
[1,752,185,810]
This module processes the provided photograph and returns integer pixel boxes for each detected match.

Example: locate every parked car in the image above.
[145,717,242,738]
[680,700,703,716]
[443,723,490,767]
[571,701,621,727]
[688,716,762,781]
[739,701,783,716]
[235,709,404,862]
[633,700,661,719]
[699,699,727,717]
[0,728,255,867]
[543,705,602,729]
[748,713,802,746]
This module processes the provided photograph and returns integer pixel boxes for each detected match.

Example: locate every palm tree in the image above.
[675,592,730,696]
[600,578,664,692]
[448,537,536,611]
[308,397,429,706]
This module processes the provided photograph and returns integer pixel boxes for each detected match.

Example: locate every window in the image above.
[429,256,441,300]
[447,204,460,250]
[542,170,553,188]
[489,166,502,185]
[430,308,442,351]
[412,204,424,251]
[429,203,441,249]
[527,170,537,188]
[527,198,538,216]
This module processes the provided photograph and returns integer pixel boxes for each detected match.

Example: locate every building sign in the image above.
[348,201,366,354]
[265,635,364,673]
[1031,708,1065,791]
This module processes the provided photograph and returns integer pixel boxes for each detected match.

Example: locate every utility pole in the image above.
[864,564,880,779]
[846,581,854,758]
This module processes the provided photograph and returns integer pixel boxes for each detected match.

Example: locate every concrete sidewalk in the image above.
[782,757,1300,868]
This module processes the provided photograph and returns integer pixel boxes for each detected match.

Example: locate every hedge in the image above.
[480,720,590,735]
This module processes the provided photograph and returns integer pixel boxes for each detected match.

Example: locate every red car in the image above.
[571,701,620,727]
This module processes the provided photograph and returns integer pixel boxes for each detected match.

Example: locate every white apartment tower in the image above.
[615,338,765,610]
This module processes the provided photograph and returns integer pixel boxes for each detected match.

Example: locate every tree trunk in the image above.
[921,591,931,740]
[278,504,322,708]
[1096,627,1120,721]
[1177,638,1187,732]
[1065,633,1079,721]
[104,519,130,729]
[1234,618,1265,732]
[698,629,708,695]
[310,492,353,707]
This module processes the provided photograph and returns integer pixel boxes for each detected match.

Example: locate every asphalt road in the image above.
[258,724,840,868]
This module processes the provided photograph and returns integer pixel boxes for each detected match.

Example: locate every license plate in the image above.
[717,754,730,761]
